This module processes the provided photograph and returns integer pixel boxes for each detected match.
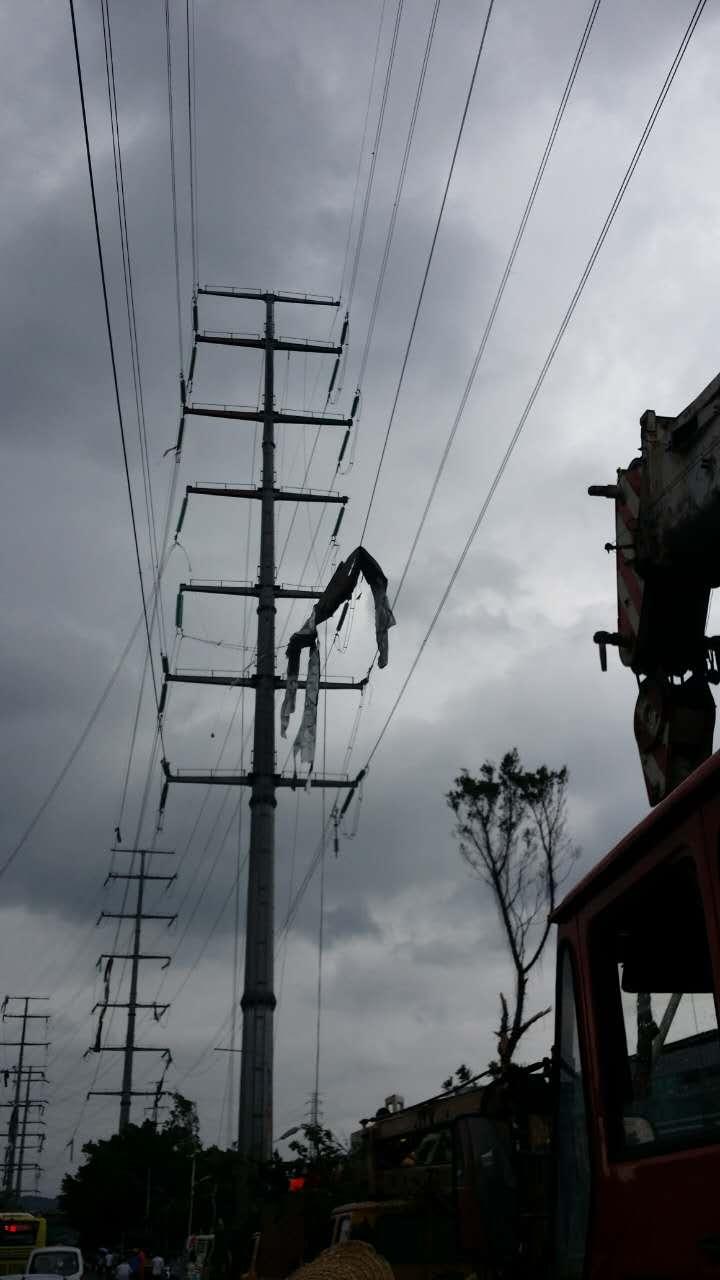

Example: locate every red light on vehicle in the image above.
[6,1227,17,1234]
[288,1176,305,1193]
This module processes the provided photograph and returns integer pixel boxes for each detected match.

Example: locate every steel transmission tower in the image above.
[90,847,175,1129]
[162,286,361,1159]
[1,997,49,1197]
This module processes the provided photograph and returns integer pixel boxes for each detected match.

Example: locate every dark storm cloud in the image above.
[3,0,720,1189]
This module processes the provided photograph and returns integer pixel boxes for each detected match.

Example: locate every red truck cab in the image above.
[553,750,720,1278]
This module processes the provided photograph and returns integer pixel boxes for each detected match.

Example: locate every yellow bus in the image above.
[0,1214,47,1276]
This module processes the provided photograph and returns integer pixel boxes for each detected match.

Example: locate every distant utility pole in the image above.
[306,1091,323,1129]
[161,286,362,1160]
[0,997,49,1198]
[90,848,176,1130]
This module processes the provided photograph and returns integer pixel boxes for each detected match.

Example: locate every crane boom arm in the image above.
[591,370,720,805]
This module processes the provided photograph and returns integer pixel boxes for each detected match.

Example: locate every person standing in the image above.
[130,1249,146,1280]
[151,1256,164,1279]
[116,1261,131,1280]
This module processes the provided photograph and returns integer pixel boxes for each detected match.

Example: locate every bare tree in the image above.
[447,749,577,1073]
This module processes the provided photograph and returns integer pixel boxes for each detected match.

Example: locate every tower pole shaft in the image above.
[238,297,277,1159]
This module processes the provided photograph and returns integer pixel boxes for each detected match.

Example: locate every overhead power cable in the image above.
[345,0,404,318]
[103,0,194,847]
[353,0,441,396]
[271,0,399,565]
[150,441,258,1016]
[337,0,389,303]
[273,2,396,565]
[358,0,497,543]
[101,0,167,656]
[50,5,191,1143]
[275,0,708,945]
[165,0,185,379]
[186,0,199,289]
[163,808,245,1010]
[380,0,602,576]
[285,0,497,610]
[361,0,709,770]
[69,0,164,739]
[0,610,145,883]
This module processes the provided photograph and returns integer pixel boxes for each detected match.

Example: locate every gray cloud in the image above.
[3,0,720,1192]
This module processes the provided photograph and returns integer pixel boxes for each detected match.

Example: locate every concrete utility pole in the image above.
[90,848,176,1130]
[162,286,363,1160]
[0,997,49,1197]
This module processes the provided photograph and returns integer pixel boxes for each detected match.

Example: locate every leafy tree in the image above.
[447,748,577,1072]
[59,1094,211,1254]
[287,1124,346,1177]
[163,1093,200,1149]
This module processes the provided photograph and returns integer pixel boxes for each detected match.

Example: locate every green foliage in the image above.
[163,1092,200,1149]
[287,1123,346,1175]
[59,1094,233,1254]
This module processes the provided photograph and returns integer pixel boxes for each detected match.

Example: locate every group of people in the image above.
[96,1249,172,1280]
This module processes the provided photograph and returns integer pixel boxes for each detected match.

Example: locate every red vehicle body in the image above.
[553,748,720,1279]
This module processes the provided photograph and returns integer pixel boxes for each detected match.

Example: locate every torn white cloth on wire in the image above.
[280,608,315,736]
[293,643,320,771]
[280,546,395,744]
[369,580,395,669]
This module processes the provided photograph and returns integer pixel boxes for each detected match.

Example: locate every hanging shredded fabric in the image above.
[281,547,396,752]
[293,642,321,772]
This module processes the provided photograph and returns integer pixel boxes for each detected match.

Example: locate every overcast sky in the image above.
[2,0,720,1196]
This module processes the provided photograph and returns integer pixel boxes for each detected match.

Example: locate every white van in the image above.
[6,1247,83,1280]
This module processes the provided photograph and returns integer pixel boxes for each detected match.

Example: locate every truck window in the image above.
[554,946,591,1280]
[595,856,720,1155]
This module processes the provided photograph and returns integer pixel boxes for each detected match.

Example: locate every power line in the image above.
[382,0,602,584]
[282,0,497,613]
[274,0,709,947]
[110,161,192,849]
[42,554,177,1146]
[0,612,144,884]
[345,0,404,317]
[165,0,186,381]
[68,0,164,743]
[352,0,442,396]
[362,0,709,771]
[358,0,497,543]
[186,0,199,289]
[2,8,189,887]
[337,0,390,303]
[101,0,167,657]
[271,1,397,568]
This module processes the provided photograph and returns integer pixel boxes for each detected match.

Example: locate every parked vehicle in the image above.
[0,1217,47,1278]
[2,1245,83,1280]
